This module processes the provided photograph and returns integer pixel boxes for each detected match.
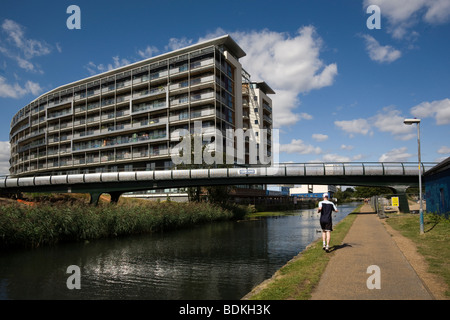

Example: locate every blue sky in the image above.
[1,0,449,174]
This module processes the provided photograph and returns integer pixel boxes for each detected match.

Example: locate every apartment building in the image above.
[9,35,274,177]
[241,69,274,164]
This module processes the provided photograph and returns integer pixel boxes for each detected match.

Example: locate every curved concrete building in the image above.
[9,35,274,178]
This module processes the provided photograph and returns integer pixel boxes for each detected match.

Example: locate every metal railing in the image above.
[0,162,438,189]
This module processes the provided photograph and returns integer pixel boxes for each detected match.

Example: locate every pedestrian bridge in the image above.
[0,162,436,207]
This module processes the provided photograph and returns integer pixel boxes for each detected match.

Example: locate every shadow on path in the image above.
[327,243,352,253]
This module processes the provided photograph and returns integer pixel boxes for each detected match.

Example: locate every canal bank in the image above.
[242,204,360,300]
[244,204,448,300]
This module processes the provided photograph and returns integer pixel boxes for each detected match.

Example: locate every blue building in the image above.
[424,157,450,217]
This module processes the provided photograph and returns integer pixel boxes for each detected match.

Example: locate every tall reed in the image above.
[0,200,237,249]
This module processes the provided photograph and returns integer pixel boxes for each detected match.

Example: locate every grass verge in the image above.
[385,213,450,298]
[244,204,362,300]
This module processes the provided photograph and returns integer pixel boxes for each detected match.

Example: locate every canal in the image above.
[0,202,360,300]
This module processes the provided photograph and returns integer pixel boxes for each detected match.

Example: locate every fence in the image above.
[370,193,422,218]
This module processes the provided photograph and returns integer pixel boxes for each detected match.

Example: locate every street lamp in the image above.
[403,118,424,234]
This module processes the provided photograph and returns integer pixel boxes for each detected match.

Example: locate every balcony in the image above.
[133,117,168,129]
[263,102,272,113]
[72,131,168,152]
[132,100,167,115]
[191,108,215,119]
[132,87,166,101]
[190,58,214,71]
[47,108,73,120]
[190,91,215,104]
[47,99,72,110]
[263,114,272,124]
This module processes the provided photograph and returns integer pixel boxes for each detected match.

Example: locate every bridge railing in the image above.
[261,162,434,176]
[0,162,438,189]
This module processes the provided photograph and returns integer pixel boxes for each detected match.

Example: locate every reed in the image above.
[0,200,237,249]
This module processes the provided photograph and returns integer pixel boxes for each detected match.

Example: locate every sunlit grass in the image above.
[385,213,450,298]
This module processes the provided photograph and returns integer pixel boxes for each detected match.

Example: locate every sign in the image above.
[239,169,256,175]
[391,197,399,207]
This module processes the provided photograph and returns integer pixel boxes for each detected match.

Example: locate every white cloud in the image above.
[0,76,42,98]
[340,144,354,151]
[299,113,313,120]
[364,0,450,39]
[0,141,10,175]
[110,56,131,69]
[231,26,338,127]
[372,107,416,140]
[24,80,43,96]
[320,153,365,162]
[0,19,52,72]
[423,0,450,24]
[361,34,401,63]
[334,106,429,140]
[410,98,450,125]
[138,45,159,59]
[437,146,450,154]
[86,43,160,75]
[85,56,131,75]
[308,152,365,163]
[280,139,322,155]
[165,37,193,51]
[334,118,372,137]
[312,133,328,142]
[379,147,412,162]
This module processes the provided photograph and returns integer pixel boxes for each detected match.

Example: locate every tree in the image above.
[334,187,355,203]
[174,134,233,204]
[353,186,393,199]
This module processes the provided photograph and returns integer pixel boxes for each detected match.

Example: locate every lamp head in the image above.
[403,118,421,125]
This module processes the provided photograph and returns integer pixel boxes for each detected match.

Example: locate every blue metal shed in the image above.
[424,157,450,216]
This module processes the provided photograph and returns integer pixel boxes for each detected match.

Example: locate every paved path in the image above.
[311,205,433,300]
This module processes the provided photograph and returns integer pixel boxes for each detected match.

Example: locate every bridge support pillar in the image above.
[89,192,102,206]
[390,186,410,213]
[109,192,122,204]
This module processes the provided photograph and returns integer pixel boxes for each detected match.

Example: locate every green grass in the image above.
[385,213,450,298]
[245,206,360,300]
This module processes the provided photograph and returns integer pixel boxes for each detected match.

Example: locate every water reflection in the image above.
[0,203,359,300]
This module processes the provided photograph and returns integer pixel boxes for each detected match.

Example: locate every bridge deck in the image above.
[0,162,434,192]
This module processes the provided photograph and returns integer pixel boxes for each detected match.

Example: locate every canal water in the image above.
[0,202,359,300]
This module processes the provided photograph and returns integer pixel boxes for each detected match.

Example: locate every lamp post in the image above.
[403,118,424,234]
